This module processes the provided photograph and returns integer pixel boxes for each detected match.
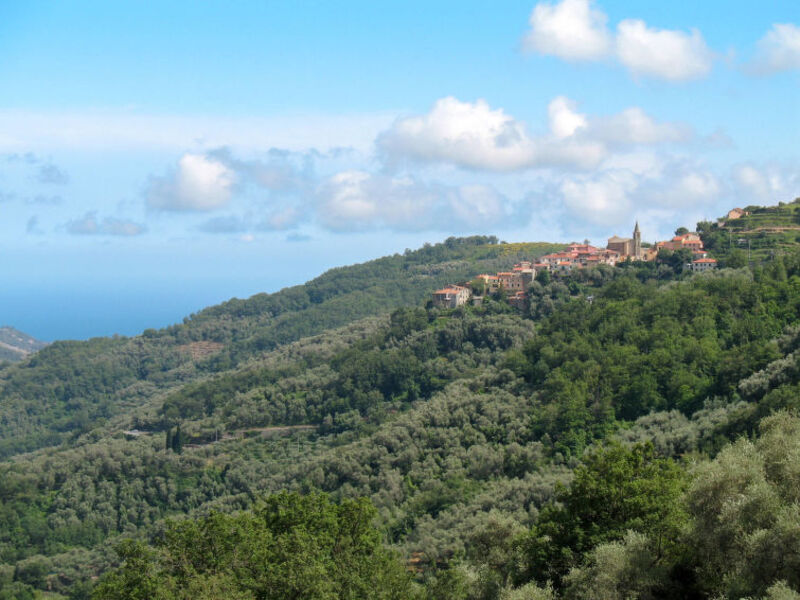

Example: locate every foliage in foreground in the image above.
[92,492,416,600]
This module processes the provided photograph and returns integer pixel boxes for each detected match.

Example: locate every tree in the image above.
[170,425,183,454]
[515,442,688,589]
[92,492,417,600]
[675,227,689,236]
[535,270,551,285]
[725,248,747,269]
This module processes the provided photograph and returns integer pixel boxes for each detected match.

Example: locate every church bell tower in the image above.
[633,221,641,259]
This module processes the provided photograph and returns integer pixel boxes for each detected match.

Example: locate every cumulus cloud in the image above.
[378,96,690,172]
[377,96,605,171]
[207,147,307,192]
[548,96,588,139]
[66,212,146,236]
[146,153,236,211]
[751,23,800,74]
[523,0,611,61]
[560,172,636,226]
[733,163,800,202]
[557,155,724,232]
[523,0,714,81]
[615,19,713,81]
[377,97,540,171]
[317,170,520,232]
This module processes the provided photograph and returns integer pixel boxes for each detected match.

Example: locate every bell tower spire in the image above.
[633,221,641,259]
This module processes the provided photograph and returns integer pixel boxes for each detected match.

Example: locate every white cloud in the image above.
[646,167,722,208]
[752,23,800,74]
[146,153,235,211]
[316,170,519,232]
[615,19,713,81]
[523,0,714,81]
[548,96,588,139]
[377,97,539,171]
[378,96,691,173]
[588,107,691,145]
[733,163,800,202]
[66,212,146,236]
[557,156,724,233]
[377,96,605,172]
[524,0,611,61]
[560,172,635,226]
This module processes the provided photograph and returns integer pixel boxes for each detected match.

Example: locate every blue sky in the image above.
[1,0,798,340]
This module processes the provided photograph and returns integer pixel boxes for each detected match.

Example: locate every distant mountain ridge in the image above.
[0,326,47,362]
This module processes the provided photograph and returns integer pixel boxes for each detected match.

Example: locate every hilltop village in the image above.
[433,223,717,309]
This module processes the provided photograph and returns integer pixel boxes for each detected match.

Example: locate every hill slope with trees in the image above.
[4,212,800,598]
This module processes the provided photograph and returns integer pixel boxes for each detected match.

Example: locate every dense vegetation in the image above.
[0,236,562,459]
[4,211,800,598]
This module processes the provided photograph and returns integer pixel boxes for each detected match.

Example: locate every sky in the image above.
[1,0,798,340]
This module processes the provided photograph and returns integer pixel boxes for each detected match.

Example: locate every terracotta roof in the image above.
[693,258,717,264]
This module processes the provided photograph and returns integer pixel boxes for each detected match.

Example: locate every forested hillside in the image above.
[0,236,561,460]
[4,221,800,599]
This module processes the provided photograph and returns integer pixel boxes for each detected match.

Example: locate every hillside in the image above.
[3,224,800,598]
[0,236,562,459]
[0,326,47,363]
[701,197,800,262]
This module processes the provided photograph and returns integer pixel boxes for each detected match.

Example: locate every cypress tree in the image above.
[172,425,183,454]
[165,428,173,451]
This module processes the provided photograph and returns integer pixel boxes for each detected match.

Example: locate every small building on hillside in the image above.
[691,258,717,272]
[727,208,750,220]
[475,274,500,293]
[656,232,704,252]
[508,291,528,310]
[497,271,527,292]
[432,285,471,308]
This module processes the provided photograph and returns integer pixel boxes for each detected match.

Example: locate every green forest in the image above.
[4,213,800,599]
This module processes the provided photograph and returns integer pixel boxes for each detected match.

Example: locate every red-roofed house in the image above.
[691,258,717,272]
[432,285,471,308]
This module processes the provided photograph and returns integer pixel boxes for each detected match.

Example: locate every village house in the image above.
[691,257,718,272]
[656,232,704,252]
[432,285,471,308]
[475,274,500,293]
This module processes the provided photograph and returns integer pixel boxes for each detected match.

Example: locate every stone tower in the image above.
[633,221,641,259]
